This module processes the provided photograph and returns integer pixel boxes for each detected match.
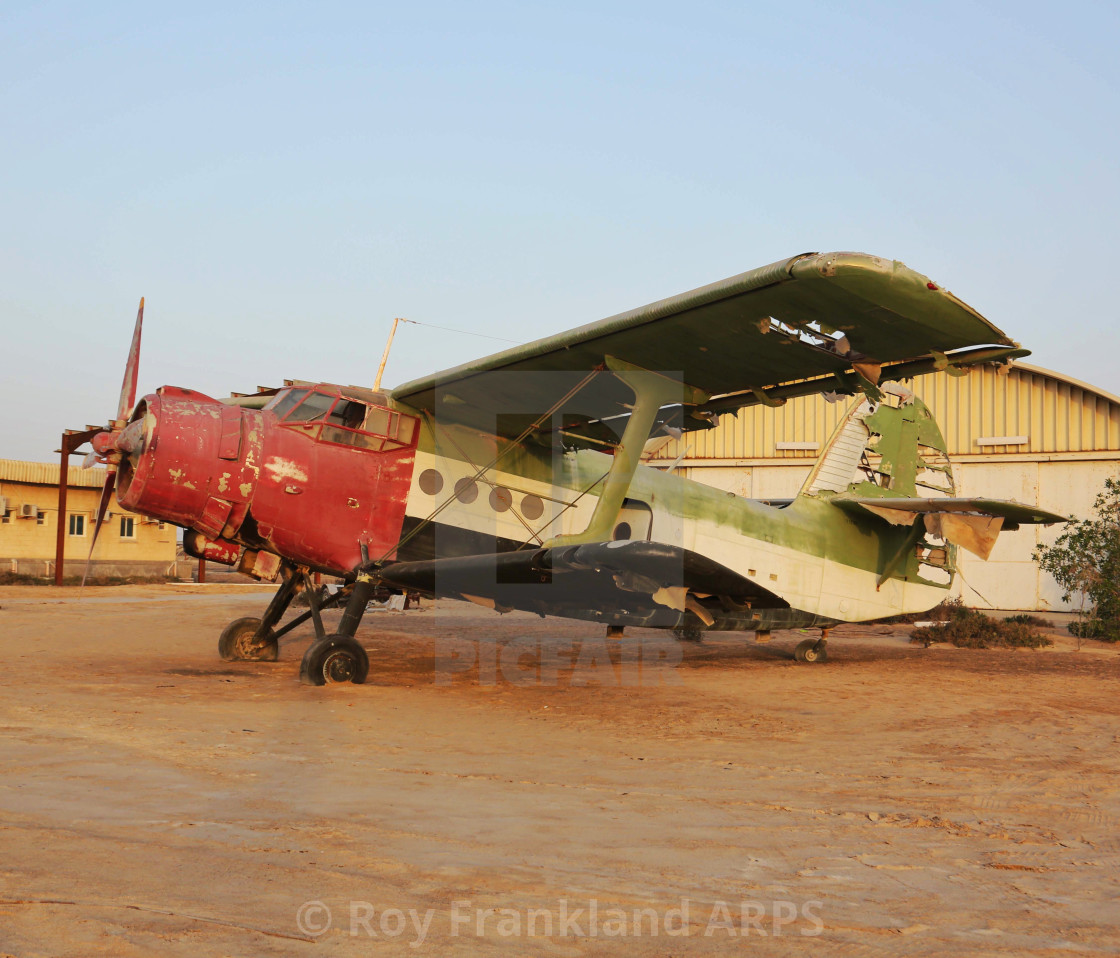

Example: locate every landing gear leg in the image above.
[218,563,300,661]
[299,571,374,686]
[794,627,829,664]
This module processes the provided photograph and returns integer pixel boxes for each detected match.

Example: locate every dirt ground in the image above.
[1,586,1118,957]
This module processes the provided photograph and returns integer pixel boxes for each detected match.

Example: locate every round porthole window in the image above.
[418,468,443,495]
[520,494,544,520]
[490,487,513,512]
[454,477,479,504]
[612,521,632,541]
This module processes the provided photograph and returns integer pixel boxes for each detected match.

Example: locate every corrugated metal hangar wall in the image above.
[646,362,1120,612]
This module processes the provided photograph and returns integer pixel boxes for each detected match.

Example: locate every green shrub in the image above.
[911,605,1051,649]
[1068,619,1120,643]
[1004,613,1054,628]
[1035,476,1120,641]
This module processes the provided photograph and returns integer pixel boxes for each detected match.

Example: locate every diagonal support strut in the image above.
[545,357,707,547]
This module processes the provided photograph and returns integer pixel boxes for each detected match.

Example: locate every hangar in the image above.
[645,362,1120,612]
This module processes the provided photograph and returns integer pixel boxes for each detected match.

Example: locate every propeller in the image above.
[82,298,144,587]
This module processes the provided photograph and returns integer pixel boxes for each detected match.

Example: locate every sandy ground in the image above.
[1,586,1118,957]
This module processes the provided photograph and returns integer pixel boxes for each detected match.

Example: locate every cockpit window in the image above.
[285,391,338,422]
[265,388,308,419]
[267,386,417,452]
[334,400,367,429]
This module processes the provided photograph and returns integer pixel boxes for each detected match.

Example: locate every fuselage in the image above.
[113,381,948,629]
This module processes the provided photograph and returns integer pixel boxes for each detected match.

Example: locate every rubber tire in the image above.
[794,638,827,663]
[218,616,278,662]
[671,626,704,643]
[300,635,369,686]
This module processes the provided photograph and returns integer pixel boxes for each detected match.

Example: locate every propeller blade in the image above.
[117,297,144,422]
[81,470,116,589]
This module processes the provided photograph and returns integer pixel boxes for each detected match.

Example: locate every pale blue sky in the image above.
[2,1,1118,460]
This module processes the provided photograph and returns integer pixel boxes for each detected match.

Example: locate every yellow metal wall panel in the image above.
[649,362,1120,462]
[0,458,108,489]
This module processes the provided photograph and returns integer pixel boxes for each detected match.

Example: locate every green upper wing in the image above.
[392,251,1025,439]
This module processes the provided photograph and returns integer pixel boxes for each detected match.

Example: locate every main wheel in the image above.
[219,616,279,662]
[793,638,827,663]
[300,635,369,686]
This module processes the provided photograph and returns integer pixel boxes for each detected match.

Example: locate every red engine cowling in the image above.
[116,386,263,543]
[114,384,420,575]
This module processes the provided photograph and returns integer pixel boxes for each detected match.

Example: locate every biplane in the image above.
[83,251,1065,684]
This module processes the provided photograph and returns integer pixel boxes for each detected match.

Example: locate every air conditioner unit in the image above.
[18,504,40,519]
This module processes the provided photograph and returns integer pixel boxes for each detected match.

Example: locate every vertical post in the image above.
[198,557,206,583]
[54,435,70,586]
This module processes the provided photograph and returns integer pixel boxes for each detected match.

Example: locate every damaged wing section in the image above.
[834,496,1067,560]
[377,540,789,630]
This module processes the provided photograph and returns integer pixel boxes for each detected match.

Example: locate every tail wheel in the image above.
[219,616,279,662]
[794,638,828,663]
[300,635,369,686]
[671,626,704,643]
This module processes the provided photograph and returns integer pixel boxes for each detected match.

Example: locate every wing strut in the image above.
[545,357,707,547]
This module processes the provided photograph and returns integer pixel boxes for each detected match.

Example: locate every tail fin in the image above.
[799,386,955,499]
[805,390,1064,587]
[801,397,875,495]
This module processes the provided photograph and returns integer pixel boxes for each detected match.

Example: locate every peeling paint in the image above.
[263,457,309,483]
[652,585,686,611]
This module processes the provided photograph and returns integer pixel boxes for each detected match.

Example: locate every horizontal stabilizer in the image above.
[836,497,1067,525]
[834,496,1068,559]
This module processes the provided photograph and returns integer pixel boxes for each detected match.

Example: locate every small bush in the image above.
[1004,613,1055,628]
[1068,619,1120,643]
[1035,476,1120,642]
[911,605,1051,649]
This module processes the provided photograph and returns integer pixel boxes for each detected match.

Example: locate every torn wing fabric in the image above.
[924,513,1004,561]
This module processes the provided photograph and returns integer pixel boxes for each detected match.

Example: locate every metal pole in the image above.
[373,317,404,392]
[198,557,206,583]
[54,434,70,586]
[52,427,105,586]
